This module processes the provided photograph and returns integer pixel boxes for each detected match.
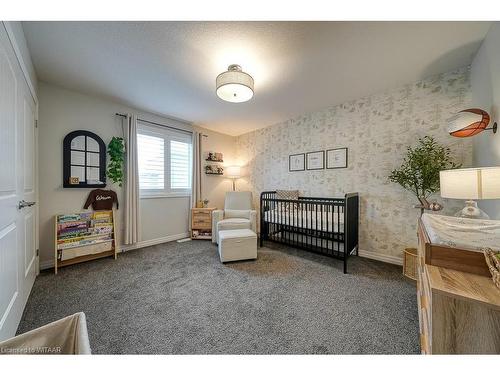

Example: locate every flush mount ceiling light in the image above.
[216,64,254,103]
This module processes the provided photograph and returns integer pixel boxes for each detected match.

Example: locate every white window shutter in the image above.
[170,140,192,190]
[137,133,165,190]
[137,122,192,196]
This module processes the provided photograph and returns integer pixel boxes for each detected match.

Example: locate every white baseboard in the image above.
[357,249,403,266]
[120,232,190,252]
[39,259,54,271]
[39,232,190,270]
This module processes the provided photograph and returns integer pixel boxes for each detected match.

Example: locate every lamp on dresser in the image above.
[440,166,500,219]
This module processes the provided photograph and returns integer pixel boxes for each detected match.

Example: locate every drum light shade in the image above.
[447,108,493,137]
[440,167,500,200]
[216,64,254,103]
[225,166,241,179]
[226,165,242,191]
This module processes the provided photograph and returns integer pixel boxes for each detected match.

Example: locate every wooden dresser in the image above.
[417,219,500,354]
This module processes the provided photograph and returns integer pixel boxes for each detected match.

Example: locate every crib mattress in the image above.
[264,209,344,232]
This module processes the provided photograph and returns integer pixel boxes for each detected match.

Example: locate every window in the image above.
[137,122,192,197]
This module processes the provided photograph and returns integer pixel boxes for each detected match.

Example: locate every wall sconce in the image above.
[447,108,497,137]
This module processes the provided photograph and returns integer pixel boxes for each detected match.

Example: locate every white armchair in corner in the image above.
[212,191,257,244]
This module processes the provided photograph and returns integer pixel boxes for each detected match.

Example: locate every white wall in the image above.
[471,22,500,219]
[136,128,237,241]
[199,128,238,208]
[38,82,236,268]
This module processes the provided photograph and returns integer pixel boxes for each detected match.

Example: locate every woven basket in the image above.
[483,248,500,290]
[403,247,418,281]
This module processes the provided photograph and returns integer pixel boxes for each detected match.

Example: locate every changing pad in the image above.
[421,213,500,253]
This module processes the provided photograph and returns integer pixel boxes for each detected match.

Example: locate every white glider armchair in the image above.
[212,191,257,244]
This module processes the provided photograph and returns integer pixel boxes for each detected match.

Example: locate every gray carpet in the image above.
[18,240,419,354]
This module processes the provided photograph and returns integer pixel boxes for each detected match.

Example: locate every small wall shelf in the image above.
[205,151,224,175]
[205,158,224,163]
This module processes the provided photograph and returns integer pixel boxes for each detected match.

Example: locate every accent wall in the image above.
[235,67,473,262]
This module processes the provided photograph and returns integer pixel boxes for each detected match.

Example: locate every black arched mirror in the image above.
[63,130,107,188]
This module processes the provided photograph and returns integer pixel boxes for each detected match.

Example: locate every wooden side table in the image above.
[191,207,216,240]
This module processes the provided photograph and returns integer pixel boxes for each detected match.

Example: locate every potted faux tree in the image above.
[389,136,460,216]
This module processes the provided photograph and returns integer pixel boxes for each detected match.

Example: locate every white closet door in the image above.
[0,23,37,341]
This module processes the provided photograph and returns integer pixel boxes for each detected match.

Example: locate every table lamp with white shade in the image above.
[226,166,241,191]
[440,167,500,219]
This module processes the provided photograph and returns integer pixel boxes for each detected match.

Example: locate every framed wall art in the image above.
[289,153,305,172]
[306,151,324,170]
[326,147,348,169]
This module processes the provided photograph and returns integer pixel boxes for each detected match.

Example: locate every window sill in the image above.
[140,193,191,200]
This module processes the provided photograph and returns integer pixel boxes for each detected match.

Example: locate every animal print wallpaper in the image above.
[235,67,473,260]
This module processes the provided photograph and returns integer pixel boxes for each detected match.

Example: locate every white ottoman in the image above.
[218,229,257,263]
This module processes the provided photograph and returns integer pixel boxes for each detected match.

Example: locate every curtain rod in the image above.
[115,112,207,137]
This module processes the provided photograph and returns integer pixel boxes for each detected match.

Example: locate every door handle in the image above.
[18,200,36,209]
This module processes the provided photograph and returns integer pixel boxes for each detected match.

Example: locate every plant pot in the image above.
[403,247,418,281]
